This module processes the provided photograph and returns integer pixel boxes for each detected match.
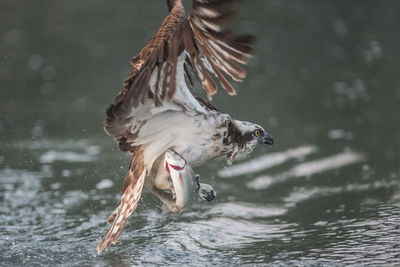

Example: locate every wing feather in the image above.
[105,0,254,144]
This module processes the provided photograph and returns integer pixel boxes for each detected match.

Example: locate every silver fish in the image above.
[164,149,216,212]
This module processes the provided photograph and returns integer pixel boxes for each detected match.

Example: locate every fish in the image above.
[164,149,216,212]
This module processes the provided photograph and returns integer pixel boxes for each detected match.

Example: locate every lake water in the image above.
[1,0,399,266]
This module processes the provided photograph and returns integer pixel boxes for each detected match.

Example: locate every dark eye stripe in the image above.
[243,132,253,142]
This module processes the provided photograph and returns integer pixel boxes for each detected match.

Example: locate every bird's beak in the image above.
[260,132,274,146]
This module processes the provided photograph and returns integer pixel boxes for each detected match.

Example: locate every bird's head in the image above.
[225,119,274,164]
[166,0,181,12]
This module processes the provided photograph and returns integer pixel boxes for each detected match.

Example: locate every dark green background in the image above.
[1,1,399,265]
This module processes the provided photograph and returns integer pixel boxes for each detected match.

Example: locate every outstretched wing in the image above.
[105,0,254,142]
[187,0,255,96]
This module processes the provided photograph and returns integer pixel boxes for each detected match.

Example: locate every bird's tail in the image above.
[97,167,146,254]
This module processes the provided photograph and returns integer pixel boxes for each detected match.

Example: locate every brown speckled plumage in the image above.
[97,0,263,254]
[104,0,254,141]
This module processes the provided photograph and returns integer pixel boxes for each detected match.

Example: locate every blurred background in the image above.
[1,0,399,265]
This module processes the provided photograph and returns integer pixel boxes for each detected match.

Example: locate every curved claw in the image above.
[195,174,201,191]
[203,189,215,202]
[197,183,216,202]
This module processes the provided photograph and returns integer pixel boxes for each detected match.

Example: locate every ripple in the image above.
[96,179,114,190]
[247,149,365,190]
[218,145,317,178]
[283,181,398,204]
[206,201,287,219]
[0,141,398,265]
[171,217,295,249]
[10,138,99,151]
[304,204,400,265]
[39,150,96,163]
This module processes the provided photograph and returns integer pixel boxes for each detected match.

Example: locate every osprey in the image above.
[97,0,274,253]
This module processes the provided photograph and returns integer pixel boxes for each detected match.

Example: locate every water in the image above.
[1,0,400,265]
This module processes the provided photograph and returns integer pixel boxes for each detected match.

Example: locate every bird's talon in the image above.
[205,190,215,202]
[197,183,216,202]
[195,174,201,191]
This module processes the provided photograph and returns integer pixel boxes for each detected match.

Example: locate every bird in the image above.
[97,0,274,253]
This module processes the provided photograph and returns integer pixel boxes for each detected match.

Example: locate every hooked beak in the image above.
[260,132,274,146]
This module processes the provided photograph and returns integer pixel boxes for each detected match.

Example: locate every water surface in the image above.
[1,0,399,265]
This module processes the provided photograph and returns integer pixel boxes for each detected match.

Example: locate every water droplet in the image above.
[96,179,114,190]
[3,28,22,45]
[62,169,72,177]
[28,54,44,70]
[41,81,54,95]
[40,65,57,80]
[332,18,347,35]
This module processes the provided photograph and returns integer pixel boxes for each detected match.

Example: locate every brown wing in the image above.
[97,149,146,254]
[106,0,254,137]
[187,0,255,95]
[99,0,255,253]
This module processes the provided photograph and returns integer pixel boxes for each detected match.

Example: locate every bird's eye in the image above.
[254,130,260,137]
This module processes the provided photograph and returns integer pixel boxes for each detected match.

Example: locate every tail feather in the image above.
[97,168,146,254]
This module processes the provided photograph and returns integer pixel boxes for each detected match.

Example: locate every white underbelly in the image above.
[173,134,214,166]
[139,110,223,169]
